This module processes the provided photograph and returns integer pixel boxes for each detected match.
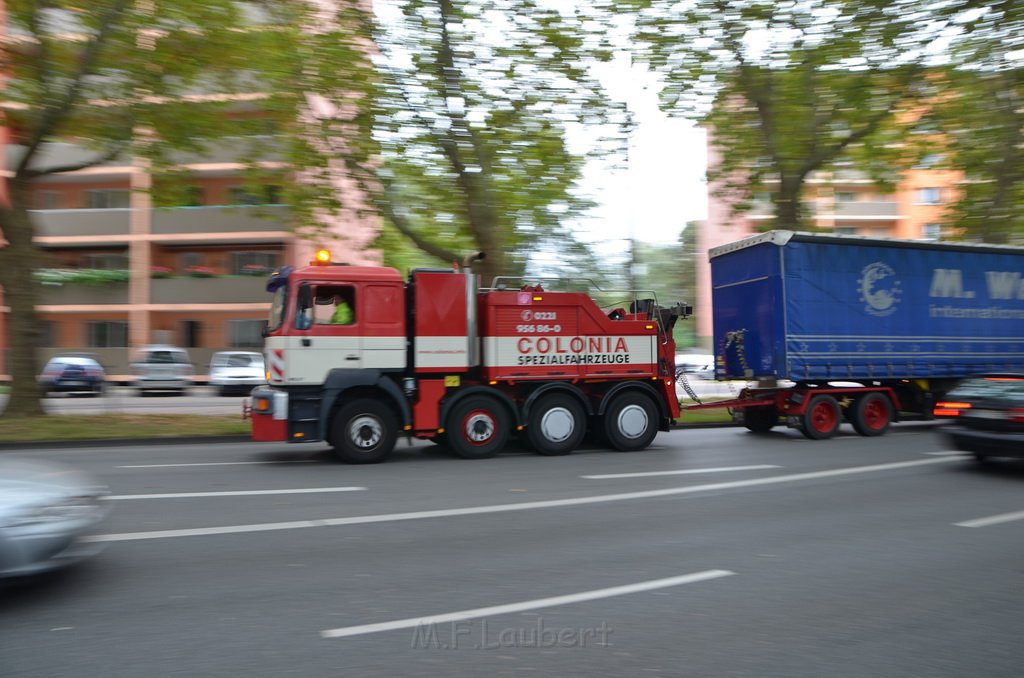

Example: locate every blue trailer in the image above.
[694,230,1024,438]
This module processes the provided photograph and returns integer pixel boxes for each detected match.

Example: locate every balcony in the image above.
[151,204,290,236]
[151,276,270,304]
[32,209,131,239]
[37,282,129,305]
[826,202,901,219]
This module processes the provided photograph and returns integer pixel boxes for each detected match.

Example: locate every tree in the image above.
[0,1,349,417]
[930,2,1024,243]
[310,0,627,283]
[628,0,950,229]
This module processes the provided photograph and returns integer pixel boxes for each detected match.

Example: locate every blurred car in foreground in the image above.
[934,374,1024,462]
[0,458,110,578]
[38,355,106,396]
[208,351,266,396]
[130,345,194,395]
[675,353,715,381]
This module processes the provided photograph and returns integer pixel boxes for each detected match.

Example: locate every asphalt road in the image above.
[2,423,1021,677]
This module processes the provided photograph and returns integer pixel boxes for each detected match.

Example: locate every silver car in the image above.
[208,351,266,396]
[0,458,110,578]
[130,345,194,395]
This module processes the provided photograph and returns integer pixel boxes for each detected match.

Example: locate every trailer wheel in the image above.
[743,406,778,433]
[527,393,586,456]
[851,393,893,437]
[447,395,510,459]
[603,391,659,451]
[330,398,398,464]
[800,395,841,440]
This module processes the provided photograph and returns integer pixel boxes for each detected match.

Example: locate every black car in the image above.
[935,374,1024,461]
[38,356,106,396]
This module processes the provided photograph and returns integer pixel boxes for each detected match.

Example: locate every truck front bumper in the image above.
[249,387,289,442]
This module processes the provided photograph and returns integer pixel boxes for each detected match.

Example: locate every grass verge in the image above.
[0,414,249,443]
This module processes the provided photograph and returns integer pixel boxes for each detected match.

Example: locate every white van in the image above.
[130,345,194,395]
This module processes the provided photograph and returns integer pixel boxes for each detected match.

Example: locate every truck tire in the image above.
[851,393,893,437]
[603,391,658,452]
[800,394,841,440]
[743,406,778,433]
[527,393,586,456]
[446,395,510,459]
[330,398,398,464]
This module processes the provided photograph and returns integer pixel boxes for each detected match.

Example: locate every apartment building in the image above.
[1,139,380,380]
[696,148,963,346]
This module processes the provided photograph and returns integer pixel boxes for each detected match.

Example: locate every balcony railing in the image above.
[828,202,901,218]
[150,276,270,304]
[32,209,131,238]
[37,282,129,305]
[151,204,289,235]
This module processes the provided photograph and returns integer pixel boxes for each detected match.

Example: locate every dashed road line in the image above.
[109,487,366,500]
[955,509,1024,528]
[582,465,780,480]
[320,569,735,639]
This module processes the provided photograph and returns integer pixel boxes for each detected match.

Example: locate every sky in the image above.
[571,56,708,249]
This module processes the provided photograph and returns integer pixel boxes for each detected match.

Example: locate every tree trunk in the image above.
[774,178,804,230]
[0,178,46,417]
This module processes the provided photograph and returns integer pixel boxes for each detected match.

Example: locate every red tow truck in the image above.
[248,251,689,463]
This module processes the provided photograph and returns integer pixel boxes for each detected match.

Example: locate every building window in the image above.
[86,189,131,209]
[179,252,202,269]
[835,192,857,203]
[83,253,129,270]
[228,185,282,206]
[88,321,128,348]
[834,226,858,236]
[915,187,941,205]
[230,251,278,275]
[35,191,62,210]
[922,223,941,240]
[229,320,266,348]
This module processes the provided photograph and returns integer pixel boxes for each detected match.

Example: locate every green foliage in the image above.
[343,0,626,280]
[35,269,130,286]
[628,0,941,229]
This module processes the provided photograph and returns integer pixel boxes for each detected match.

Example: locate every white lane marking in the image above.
[955,510,1024,528]
[85,457,957,543]
[320,569,735,639]
[118,460,318,468]
[582,465,780,480]
[924,451,966,457]
[109,487,366,500]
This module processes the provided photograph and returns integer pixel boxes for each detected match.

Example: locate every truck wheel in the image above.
[527,393,586,456]
[851,393,892,437]
[447,395,510,459]
[330,398,398,464]
[743,406,777,433]
[800,395,841,440]
[603,391,658,451]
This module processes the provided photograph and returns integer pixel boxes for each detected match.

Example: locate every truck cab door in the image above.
[288,283,362,384]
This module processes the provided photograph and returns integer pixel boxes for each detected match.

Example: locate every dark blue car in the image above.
[38,356,106,396]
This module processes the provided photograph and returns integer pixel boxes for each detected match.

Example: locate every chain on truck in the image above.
[247,250,691,463]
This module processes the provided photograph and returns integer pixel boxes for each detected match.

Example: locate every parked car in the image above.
[675,353,715,381]
[208,351,266,396]
[934,374,1024,462]
[130,345,194,395]
[38,355,106,396]
[0,457,110,578]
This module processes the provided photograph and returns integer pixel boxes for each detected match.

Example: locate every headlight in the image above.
[1,495,107,528]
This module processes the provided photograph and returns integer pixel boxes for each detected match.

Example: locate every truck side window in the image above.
[295,285,313,330]
[315,285,356,325]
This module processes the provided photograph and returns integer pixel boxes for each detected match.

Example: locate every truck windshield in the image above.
[268,286,287,331]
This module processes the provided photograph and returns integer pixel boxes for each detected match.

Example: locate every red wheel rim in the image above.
[810,401,837,433]
[462,409,496,446]
[863,398,889,430]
